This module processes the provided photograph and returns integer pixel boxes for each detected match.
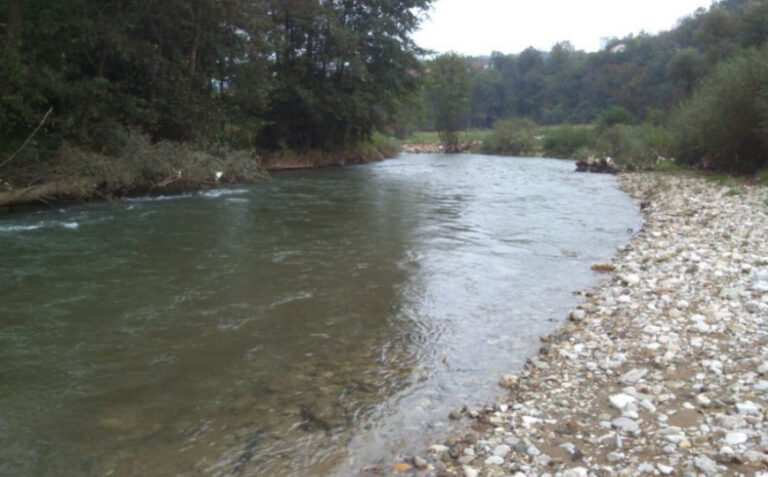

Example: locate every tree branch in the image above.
[0,106,54,170]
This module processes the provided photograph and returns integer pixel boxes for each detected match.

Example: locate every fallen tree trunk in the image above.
[0,179,95,208]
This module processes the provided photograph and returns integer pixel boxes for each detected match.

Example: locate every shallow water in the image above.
[0,154,640,476]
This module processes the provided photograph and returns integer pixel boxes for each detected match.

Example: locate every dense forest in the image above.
[0,0,432,193]
[417,0,768,172]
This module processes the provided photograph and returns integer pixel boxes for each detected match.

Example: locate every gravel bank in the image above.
[397,172,768,477]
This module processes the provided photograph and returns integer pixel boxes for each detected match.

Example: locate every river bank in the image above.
[397,172,768,477]
[0,138,396,211]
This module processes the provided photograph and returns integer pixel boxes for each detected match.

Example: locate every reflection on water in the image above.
[0,155,639,476]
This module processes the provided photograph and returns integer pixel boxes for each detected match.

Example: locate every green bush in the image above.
[656,160,684,172]
[673,47,768,173]
[596,105,635,131]
[595,124,674,169]
[542,125,595,158]
[756,169,768,186]
[482,118,538,155]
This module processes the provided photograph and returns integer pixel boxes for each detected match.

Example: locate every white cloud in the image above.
[413,0,714,55]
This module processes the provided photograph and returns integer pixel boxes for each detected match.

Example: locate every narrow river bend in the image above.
[0,154,640,476]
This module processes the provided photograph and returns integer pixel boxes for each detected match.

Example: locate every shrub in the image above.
[482,118,538,156]
[596,105,635,131]
[44,129,265,193]
[541,125,595,158]
[672,47,768,173]
[595,124,674,169]
[656,160,684,172]
[758,169,768,186]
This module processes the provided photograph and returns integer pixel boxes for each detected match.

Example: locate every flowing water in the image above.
[0,154,640,476]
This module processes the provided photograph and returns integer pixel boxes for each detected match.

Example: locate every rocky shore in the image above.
[396,173,768,477]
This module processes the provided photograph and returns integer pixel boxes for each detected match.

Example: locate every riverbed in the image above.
[0,154,639,476]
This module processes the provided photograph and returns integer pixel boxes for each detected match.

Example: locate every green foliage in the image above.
[666,47,706,93]
[0,0,435,178]
[725,187,744,196]
[596,124,674,168]
[596,106,635,131]
[434,0,768,133]
[656,160,684,172]
[673,46,768,173]
[758,169,768,186]
[425,54,474,152]
[542,125,595,158]
[481,118,538,156]
[10,129,265,192]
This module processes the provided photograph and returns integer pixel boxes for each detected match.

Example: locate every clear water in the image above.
[0,154,640,476]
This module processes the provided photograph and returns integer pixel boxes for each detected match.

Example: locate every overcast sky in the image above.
[413,0,715,55]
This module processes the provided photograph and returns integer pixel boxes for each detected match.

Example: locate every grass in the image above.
[725,187,744,196]
[655,160,684,172]
[757,169,768,186]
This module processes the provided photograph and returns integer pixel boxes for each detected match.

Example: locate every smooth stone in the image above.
[484,455,504,465]
[609,393,637,410]
[612,416,640,433]
[619,368,648,384]
[694,456,718,474]
[561,468,589,477]
[463,467,479,477]
[492,444,511,457]
[413,456,428,470]
[606,451,625,462]
[570,309,587,322]
[743,450,767,463]
[637,462,655,473]
[736,401,761,415]
[724,431,748,445]
[656,463,674,475]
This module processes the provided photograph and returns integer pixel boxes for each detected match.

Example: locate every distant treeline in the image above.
[414,0,768,172]
[420,0,768,128]
[0,0,432,172]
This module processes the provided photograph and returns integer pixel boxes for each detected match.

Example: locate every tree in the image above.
[673,47,768,172]
[425,53,473,152]
[0,0,435,164]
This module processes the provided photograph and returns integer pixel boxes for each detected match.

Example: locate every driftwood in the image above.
[0,179,95,208]
[575,157,620,174]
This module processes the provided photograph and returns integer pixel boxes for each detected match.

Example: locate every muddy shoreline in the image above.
[394,172,768,476]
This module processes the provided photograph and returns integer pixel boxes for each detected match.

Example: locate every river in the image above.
[0,154,640,476]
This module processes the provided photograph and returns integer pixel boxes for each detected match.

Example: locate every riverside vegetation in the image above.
[0,0,430,206]
[406,0,768,178]
[4,0,768,207]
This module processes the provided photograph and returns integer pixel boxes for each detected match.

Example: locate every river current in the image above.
[0,154,640,476]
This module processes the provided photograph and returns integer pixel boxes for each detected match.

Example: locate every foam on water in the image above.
[0,221,79,233]
[200,188,249,198]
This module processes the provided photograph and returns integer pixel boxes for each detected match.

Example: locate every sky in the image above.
[412,0,715,55]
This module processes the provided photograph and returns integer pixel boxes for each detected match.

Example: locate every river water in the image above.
[0,154,640,476]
